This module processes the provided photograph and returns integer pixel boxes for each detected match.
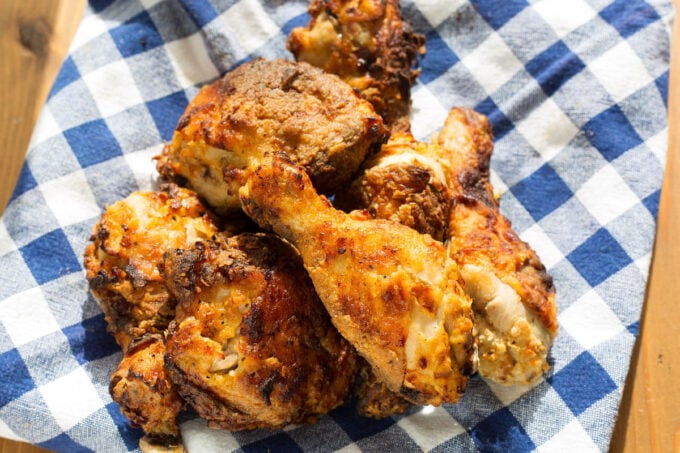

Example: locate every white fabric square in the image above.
[398,406,465,451]
[218,0,280,54]
[124,144,164,192]
[516,98,578,162]
[634,253,652,278]
[533,0,597,38]
[538,419,599,452]
[164,32,220,89]
[39,368,104,431]
[411,85,448,140]
[646,127,668,165]
[39,170,101,227]
[0,418,25,442]
[487,379,543,406]
[83,60,144,118]
[576,164,639,226]
[462,33,524,95]
[559,289,625,349]
[335,445,362,453]
[589,41,654,103]
[413,0,466,28]
[0,287,61,347]
[70,13,108,50]
[27,107,61,149]
[490,169,509,195]
[0,221,17,256]
[520,224,564,270]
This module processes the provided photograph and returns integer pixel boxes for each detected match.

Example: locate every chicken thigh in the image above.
[239,155,474,405]
[156,58,387,214]
[162,233,359,430]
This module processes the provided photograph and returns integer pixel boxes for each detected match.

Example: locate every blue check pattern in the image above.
[0,0,672,451]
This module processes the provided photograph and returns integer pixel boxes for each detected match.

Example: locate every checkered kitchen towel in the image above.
[0,0,673,451]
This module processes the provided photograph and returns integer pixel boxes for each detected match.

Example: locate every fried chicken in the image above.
[340,107,557,385]
[288,0,425,132]
[161,233,359,430]
[84,185,220,438]
[335,131,452,241]
[239,155,474,406]
[156,58,388,214]
[436,108,557,385]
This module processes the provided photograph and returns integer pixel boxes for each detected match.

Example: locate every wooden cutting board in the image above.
[0,1,677,452]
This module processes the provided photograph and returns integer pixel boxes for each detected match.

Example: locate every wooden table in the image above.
[0,1,678,452]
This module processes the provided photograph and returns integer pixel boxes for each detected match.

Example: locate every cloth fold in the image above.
[0,0,673,451]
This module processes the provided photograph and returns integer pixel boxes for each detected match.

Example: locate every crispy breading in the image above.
[156,58,387,214]
[83,184,219,350]
[288,0,425,132]
[109,335,184,440]
[162,233,360,430]
[239,156,474,405]
[436,108,557,385]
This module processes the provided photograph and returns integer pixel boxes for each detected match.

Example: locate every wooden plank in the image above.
[0,0,86,216]
[0,1,86,452]
[609,2,680,452]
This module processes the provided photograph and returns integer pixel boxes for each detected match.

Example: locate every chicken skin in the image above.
[336,131,452,242]
[341,107,557,385]
[288,0,425,132]
[239,155,474,406]
[161,233,360,430]
[436,108,557,385]
[84,185,220,439]
[156,58,388,214]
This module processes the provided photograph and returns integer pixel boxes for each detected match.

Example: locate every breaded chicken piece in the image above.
[84,185,220,438]
[109,335,184,444]
[436,108,557,385]
[162,233,360,430]
[336,131,451,241]
[84,184,220,350]
[239,156,474,406]
[156,58,388,214]
[340,107,557,385]
[288,0,424,132]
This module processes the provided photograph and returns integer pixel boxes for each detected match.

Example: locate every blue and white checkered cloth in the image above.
[0,0,673,451]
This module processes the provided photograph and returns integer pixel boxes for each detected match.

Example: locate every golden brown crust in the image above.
[83,184,220,350]
[240,156,474,406]
[437,108,558,336]
[288,0,425,132]
[109,335,184,438]
[335,132,451,241]
[162,234,360,430]
[354,362,410,418]
[156,58,388,214]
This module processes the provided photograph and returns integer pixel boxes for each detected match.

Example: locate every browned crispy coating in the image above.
[340,107,558,385]
[239,156,474,406]
[288,0,424,132]
[109,335,184,440]
[156,58,388,214]
[83,184,220,351]
[162,233,360,430]
[354,362,410,418]
[335,131,451,241]
[437,108,557,384]
[83,185,220,439]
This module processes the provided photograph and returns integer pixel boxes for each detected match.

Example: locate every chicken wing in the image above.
[161,233,359,430]
[436,108,557,385]
[288,0,425,132]
[239,155,474,406]
[156,58,388,214]
[84,184,220,438]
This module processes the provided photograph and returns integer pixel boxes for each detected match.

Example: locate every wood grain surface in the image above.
[0,1,677,453]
